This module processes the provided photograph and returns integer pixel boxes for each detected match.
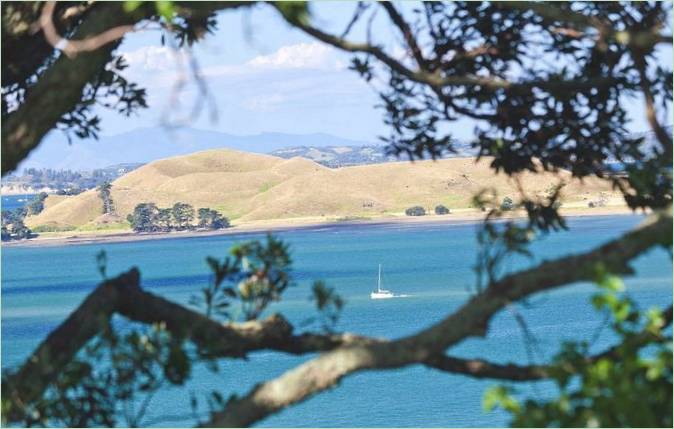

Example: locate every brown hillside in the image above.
[26,149,616,230]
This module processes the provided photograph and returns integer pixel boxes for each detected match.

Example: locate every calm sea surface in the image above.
[1,194,34,211]
[1,215,671,427]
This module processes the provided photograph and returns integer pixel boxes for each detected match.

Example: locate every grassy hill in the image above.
[26,148,617,231]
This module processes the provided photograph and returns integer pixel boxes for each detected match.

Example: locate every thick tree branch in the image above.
[1,2,133,175]
[2,268,293,413]
[630,51,672,160]
[1,1,255,176]
[379,1,426,68]
[426,304,672,381]
[274,3,623,96]
[2,269,140,420]
[206,208,672,427]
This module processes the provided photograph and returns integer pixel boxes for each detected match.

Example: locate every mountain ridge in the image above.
[21,127,380,171]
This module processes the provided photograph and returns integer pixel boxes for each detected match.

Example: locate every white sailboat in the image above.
[370,264,394,299]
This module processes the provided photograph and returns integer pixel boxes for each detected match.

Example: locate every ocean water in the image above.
[1,194,34,211]
[1,215,671,427]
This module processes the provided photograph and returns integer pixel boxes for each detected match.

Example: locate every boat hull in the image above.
[370,292,394,299]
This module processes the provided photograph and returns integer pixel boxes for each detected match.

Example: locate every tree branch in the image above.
[206,208,672,427]
[273,3,623,96]
[378,1,426,68]
[630,50,672,160]
[2,2,133,175]
[425,304,673,381]
[1,1,256,176]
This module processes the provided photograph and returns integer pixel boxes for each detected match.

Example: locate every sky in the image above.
[30,2,674,167]
[97,3,392,141]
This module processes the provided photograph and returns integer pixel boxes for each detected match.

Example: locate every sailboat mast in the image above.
[378,264,381,292]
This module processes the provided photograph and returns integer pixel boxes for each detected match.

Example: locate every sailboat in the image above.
[370,264,394,299]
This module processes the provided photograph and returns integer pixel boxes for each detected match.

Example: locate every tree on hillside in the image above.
[435,205,450,215]
[26,192,48,215]
[197,207,211,228]
[405,206,426,216]
[197,207,230,230]
[500,197,514,211]
[127,203,159,233]
[1,207,33,241]
[1,226,10,241]
[1,2,672,428]
[157,208,173,232]
[172,202,195,230]
[96,181,114,214]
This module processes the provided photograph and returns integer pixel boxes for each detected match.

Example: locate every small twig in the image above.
[340,2,368,38]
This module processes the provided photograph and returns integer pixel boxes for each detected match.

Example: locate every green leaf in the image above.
[275,1,310,25]
[155,1,175,21]
[123,1,143,13]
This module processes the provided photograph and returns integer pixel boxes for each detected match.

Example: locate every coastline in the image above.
[2,205,638,248]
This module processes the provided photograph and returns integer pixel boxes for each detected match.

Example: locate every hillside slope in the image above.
[26,149,616,230]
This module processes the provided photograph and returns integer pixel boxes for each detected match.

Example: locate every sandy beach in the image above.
[2,205,638,248]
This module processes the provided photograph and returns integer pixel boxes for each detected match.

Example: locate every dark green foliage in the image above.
[308,281,344,333]
[129,203,228,233]
[55,187,84,196]
[1,226,10,241]
[197,208,210,228]
[157,208,173,232]
[434,205,450,215]
[26,192,48,215]
[2,321,191,427]
[11,219,32,240]
[97,181,114,214]
[405,206,426,216]
[172,202,194,230]
[500,197,514,211]
[1,207,32,241]
[197,208,229,230]
[96,250,107,280]
[191,234,293,321]
[127,203,160,233]
[474,220,533,292]
[348,2,671,229]
[485,271,672,427]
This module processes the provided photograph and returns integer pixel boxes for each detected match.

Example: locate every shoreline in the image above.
[2,206,638,248]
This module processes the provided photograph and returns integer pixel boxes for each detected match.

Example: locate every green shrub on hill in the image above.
[405,206,426,216]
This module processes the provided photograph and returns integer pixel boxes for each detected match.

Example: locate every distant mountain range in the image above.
[19,127,381,171]
[270,143,477,167]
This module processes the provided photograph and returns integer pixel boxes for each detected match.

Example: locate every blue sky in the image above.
[41,2,674,155]
[99,3,391,142]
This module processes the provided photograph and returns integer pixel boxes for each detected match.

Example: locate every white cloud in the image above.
[121,46,182,71]
[201,42,345,78]
[246,42,345,70]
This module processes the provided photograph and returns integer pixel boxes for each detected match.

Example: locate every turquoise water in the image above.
[1,215,671,427]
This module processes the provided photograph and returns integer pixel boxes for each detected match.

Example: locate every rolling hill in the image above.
[26,149,617,231]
